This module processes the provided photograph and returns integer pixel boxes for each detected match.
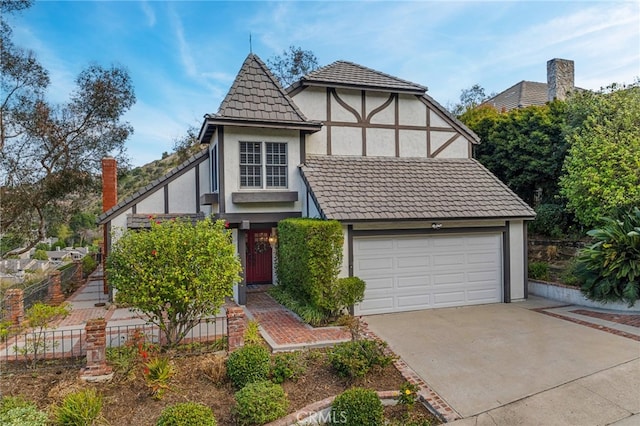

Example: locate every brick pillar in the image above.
[4,288,24,330]
[47,270,65,306]
[226,306,247,352]
[74,260,83,288]
[80,318,113,381]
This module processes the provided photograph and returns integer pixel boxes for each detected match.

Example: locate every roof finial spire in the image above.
[249,33,252,54]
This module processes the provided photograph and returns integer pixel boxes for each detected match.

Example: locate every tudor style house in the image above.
[98,54,535,315]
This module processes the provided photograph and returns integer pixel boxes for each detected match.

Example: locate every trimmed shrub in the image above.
[333,277,366,313]
[330,387,383,426]
[271,351,307,384]
[578,207,640,306]
[226,344,271,389]
[234,381,288,426]
[328,340,393,379]
[276,218,343,312]
[54,388,103,426]
[528,261,550,281]
[156,402,217,426]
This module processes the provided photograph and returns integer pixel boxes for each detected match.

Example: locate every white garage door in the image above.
[353,233,502,315]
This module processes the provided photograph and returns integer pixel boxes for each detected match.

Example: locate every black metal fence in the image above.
[0,315,227,373]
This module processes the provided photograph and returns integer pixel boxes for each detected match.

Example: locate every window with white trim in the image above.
[240,141,288,188]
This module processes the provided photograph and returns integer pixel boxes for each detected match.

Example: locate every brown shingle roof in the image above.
[299,60,427,94]
[215,54,310,123]
[484,81,548,112]
[300,156,534,221]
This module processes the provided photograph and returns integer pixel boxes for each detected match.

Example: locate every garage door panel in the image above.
[397,255,430,269]
[433,291,466,305]
[467,288,500,302]
[433,253,465,267]
[357,257,393,271]
[354,233,502,315]
[397,294,431,308]
[397,275,431,288]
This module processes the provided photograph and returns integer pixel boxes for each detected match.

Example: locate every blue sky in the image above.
[8,0,640,167]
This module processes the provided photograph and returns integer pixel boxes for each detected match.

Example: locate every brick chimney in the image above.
[101,157,117,212]
[547,58,574,102]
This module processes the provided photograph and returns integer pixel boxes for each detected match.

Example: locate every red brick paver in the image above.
[570,309,640,327]
[245,293,350,346]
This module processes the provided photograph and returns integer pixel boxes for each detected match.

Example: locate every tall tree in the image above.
[0,3,136,257]
[267,46,319,87]
[560,83,640,227]
[450,84,491,116]
[461,101,568,206]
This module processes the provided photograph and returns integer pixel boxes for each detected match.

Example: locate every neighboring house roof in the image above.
[97,148,210,225]
[484,81,548,111]
[127,213,205,229]
[199,54,322,141]
[300,155,535,221]
[293,60,427,94]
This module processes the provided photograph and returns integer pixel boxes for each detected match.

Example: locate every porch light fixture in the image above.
[268,232,278,246]
[431,223,443,230]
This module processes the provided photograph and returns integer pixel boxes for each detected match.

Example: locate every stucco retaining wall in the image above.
[528,280,640,312]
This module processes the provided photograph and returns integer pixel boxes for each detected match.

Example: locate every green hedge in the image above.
[276,218,343,311]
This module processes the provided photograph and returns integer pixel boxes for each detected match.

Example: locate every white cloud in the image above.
[140,1,156,27]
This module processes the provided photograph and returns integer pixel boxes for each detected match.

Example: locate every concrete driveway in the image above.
[364,299,640,425]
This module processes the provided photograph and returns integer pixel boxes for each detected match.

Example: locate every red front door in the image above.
[246,230,273,284]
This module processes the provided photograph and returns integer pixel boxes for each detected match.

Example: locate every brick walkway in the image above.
[245,292,350,350]
[571,309,640,327]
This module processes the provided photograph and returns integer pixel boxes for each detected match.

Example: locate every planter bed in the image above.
[528,280,640,312]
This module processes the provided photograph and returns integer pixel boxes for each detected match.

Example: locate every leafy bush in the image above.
[234,381,288,426]
[106,345,139,379]
[268,286,326,326]
[32,249,48,261]
[0,396,47,426]
[15,302,70,367]
[243,320,262,345]
[333,277,366,314]
[54,388,103,426]
[156,402,217,426]
[560,259,583,287]
[271,351,307,384]
[226,344,271,389]
[528,261,550,281]
[328,340,393,378]
[144,356,175,399]
[577,207,640,306]
[330,387,383,426]
[82,255,98,276]
[397,381,420,410]
[528,203,571,238]
[1,406,48,426]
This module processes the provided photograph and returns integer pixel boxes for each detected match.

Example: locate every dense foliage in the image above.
[577,208,640,306]
[561,84,640,227]
[156,402,217,426]
[330,387,384,426]
[462,101,568,206]
[233,381,289,426]
[328,340,393,378]
[226,344,271,389]
[107,218,241,347]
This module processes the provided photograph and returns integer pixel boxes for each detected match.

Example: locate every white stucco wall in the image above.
[509,220,526,301]
[399,130,427,157]
[366,128,395,157]
[430,110,452,128]
[198,160,212,215]
[136,188,165,212]
[222,127,303,214]
[331,127,363,156]
[331,89,360,123]
[367,92,395,124]
[430,131,458,153]
[399,94,426,126]
[168,170,196,213]
[291,87,326,121]
[433,136,469,159]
